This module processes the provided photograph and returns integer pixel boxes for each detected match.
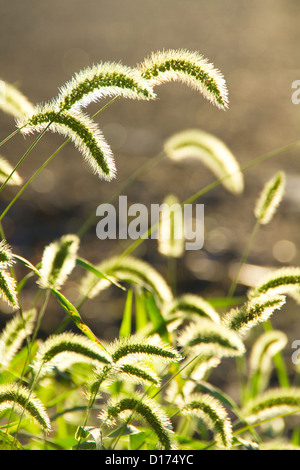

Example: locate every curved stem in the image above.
[0,128,21,149]
[0,139,71,221]
[0,118,60,193]
[0,96,121,220]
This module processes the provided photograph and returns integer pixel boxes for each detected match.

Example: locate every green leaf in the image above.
[119,289,133,337]
[76,257,126,291]
[144,291,170,343]
[50,287,107,352]
[75,426,102,450]
[105,424,141,438]
[0,429,23,450]
[135,291,148,331]
[130,430,146,450]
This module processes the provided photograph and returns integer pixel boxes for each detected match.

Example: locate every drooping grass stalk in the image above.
[32,332,112,378]
[80,255,173,306]
[138,49,228,109]
[57,62,155,111]
[223,294,286,336]
[229,171,286,297]
[247,329,288,398]
[164,294,221,324]
[100,394,176,450]
[180,393,233,449]
[116,140,300,263]
[0,382,51,435]
[164,129,243,194]
[0,309,36,370]
[0,78,34,119]
[4,289,51,441]
[38,234,79,290]
[263,320,290,389]
[242,387,300,425]
[0,96,120,219]
[177,318,245,358]
[19,107,116,181]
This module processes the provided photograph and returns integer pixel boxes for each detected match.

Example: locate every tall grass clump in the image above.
[0,49,299,451]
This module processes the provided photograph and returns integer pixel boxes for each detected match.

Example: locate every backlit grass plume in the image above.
[158,194,185,258]
[117,363,161,386]
[0,241,19,308]
[0,309,36,369]
[164,129,244,194]
[38,234,79,290]
[32,332,112,377]
[0,383,51,433]
[0,269,19,309]
[164,294,221,324]
[0,156,22,186]
[0,79,34,119]
[18,105,116,181]
[242,387,300,424]
[80,255,173,305]
[91,361,161,391]
[138,49,228,109]
[249,330,288,395]
[109,335,181,365]
[180,393,233,449]
[222,294,286,336]
[57,62,156,112]
[99,393,175,449]
[0,240,14,267]
[177,318,245,358]
[254,171,286,225]
[248,267,300,303]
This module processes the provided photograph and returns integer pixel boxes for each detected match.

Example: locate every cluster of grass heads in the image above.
[0,49,300,450]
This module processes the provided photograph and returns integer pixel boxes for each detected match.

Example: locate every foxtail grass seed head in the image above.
[0,382,51,433]
[38,234,80,290]
[109,335,182,365]
[0,270,19,309]
[254,171,286,225]
[0,240,14,267]
[164,129,243,194]
[164,294,221,324]
[178,318,245,358]
[249,330,288,393]
[180,393,233,449]
[116,363,161,386]
[138,49,228,109]
[158,194,185,258]
[0,79,34,119]
[248,267,300,303]
[0,240,18,308]
[222,294,286,336]
[80,255,173,305]
[32,332,112,377]
[0,309,36,369]
[0,156,23,186]
[99,393,176,450]
[57,62,156,111]
[242,387,300,425]
[18,105,116,181]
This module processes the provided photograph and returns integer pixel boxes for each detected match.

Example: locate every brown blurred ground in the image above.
[0,0,300,377]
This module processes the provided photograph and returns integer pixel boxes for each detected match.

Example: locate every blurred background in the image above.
[0,0,300,391]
